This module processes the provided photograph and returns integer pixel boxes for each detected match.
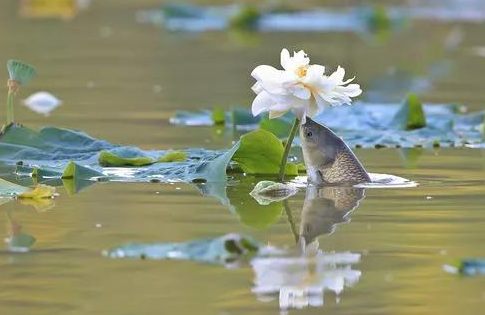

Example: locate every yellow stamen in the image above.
[295,66,308,78]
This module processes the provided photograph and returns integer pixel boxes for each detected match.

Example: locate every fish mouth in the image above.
[302,116,320,127]
[302,116,323,130]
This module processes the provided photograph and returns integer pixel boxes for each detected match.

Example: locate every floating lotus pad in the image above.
[0,178,31,198]
[140,3,402,33]
[391,93,426,130]
[0,124,299,184]
[170,101,485,148]
[0,178,55,201]
[444,259,485,276]
[105,233,259,265]
[17,184,56,200]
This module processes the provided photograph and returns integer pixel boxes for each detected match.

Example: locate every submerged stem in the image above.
[278,117,300,182]
[6,91,14,125]
[283,200,299,244]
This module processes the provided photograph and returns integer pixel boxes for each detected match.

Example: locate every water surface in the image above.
[0,0,484,314]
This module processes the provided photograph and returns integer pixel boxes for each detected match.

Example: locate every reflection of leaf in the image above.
[7,233,36,252]
[106,233,259,265]
[249,181,298,205]
[62,178,96,196]
[18,184,55,199]
[232,129,298,175]
[18,197,55,212]
[391,93,426,130]
[227,178,283,229]
[398,148,424,168]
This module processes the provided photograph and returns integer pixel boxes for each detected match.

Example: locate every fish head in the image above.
[299,117,341,167]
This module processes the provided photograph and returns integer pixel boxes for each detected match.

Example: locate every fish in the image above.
[299,117,371,185]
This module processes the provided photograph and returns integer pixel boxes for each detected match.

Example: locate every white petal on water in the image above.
[23,92,62,116]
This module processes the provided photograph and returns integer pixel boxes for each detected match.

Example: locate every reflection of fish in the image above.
[300,186,365,246]
[300,117,370,185]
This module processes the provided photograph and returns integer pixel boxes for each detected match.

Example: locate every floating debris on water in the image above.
[444,259,485,276]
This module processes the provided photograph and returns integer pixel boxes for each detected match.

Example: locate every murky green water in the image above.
[0,0,484,314]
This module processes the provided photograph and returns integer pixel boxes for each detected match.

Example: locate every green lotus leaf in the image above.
[7,60,36,85]
[157,151,188,163]
[391,93,427,130]
[232,129,284,175]
[62,161,104,179]
[98,150,154,167]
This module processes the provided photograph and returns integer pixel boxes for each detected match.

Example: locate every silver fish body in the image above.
[300,117,371,185]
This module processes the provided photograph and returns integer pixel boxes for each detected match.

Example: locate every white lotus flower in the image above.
[23,91,62,116]
[251,49,362,123]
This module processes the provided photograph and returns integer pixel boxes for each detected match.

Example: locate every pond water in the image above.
[0,0,484,314]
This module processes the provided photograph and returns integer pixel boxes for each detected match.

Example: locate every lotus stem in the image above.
[6,90,14,125]
[6,80,19,125]
[278,118,300,182]
[278,117,300,182]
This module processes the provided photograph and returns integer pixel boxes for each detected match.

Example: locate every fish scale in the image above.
[318,147,370,184]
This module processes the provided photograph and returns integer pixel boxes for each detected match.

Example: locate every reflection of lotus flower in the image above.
[251,251,361,311]
[251,49,362,123]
